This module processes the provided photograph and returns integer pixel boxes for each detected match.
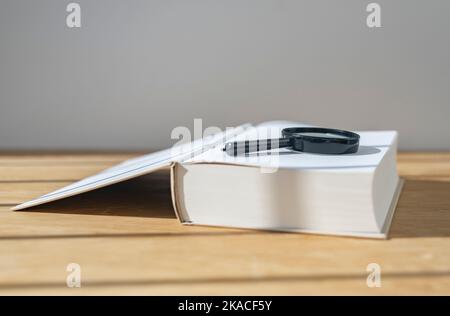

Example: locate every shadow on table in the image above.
[389,179,450,238]
[22,170,176,219]
[21,170,450,238]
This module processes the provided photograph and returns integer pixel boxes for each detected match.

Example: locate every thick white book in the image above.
[13,121,403,239]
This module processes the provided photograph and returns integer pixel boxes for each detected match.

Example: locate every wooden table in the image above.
[0,152,449,295]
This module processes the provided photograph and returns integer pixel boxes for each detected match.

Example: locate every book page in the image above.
[13,125,248,210]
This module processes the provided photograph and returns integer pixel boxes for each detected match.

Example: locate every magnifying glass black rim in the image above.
[281,127,360,154]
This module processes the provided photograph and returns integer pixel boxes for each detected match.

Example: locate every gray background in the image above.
[1,0,449,151]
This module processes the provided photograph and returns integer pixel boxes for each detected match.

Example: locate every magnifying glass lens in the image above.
[295,132,351,139]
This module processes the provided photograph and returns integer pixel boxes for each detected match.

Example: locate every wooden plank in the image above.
[0,152,449,295]
[0,153,140,181]
[397,152,450,162]
[397,152,450,180]
[0,165,114,182]
[0,182,73,205]
[0,222,448,295]
[0,153,141,165]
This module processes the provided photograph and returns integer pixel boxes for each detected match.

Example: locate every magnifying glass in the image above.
[223,127,360,156]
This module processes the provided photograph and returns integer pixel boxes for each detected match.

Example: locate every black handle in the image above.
[223,138,292,156]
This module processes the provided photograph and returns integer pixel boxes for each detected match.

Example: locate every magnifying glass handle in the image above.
[223,138,291,156]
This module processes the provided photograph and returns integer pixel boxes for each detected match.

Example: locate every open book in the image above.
[13,121,403,239]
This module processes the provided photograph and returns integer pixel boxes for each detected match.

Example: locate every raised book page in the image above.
[13,125,248,211]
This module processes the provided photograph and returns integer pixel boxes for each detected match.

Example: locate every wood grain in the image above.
[0,152,449,295]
